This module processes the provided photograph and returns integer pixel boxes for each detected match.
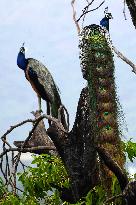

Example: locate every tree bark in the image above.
[14,111,57,155]
[47,87,99,203]
[14,87,99,203]
[126,0,136,29]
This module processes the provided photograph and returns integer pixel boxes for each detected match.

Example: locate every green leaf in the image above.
[123,139,136,162]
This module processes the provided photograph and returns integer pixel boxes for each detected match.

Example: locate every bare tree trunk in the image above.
[47,87,99,203]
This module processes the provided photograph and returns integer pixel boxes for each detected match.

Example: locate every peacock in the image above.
[17,44,66,127]
[79,23,125,196]
[100,7,113,31]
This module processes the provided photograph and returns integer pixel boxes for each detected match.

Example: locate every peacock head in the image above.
[104,7,113,20]
[19,42,25,54]
[105,12,113,20]
[17,42,27,70]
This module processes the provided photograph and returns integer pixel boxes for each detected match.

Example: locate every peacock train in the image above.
[79,24,125,193]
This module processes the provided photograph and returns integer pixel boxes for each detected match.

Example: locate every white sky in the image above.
[0,0,136,170]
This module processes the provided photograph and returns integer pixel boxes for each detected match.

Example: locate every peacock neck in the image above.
[17,52,27,70]
[103,16,109,22]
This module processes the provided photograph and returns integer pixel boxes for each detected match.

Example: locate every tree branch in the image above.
[112,45,136,74]
[105,34,136,74]
[104,194,123,204]
[123,0,127,20]
[1,119,34,141]
[77,0,95,23]
[0,111,66,191]
[58,105,70,131]
[126,0,136,29]
[77,0,105,22]
[96,145,128,191]
[1,113,68,143]
[0,146,56,158]
[71,0,81,35]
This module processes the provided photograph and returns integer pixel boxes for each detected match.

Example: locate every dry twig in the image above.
[112,45,136,74]
[1,114,67,143]
[77,0,105,22]
[0,112,67,194]
[123,0,127,20]
[14,114,67,173]
[0,146,56,158]
[71,0,81,34]
[82,0,90,28]
[105,33,136,74]
[1,119,34,147]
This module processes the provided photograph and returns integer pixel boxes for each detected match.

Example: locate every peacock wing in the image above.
[26,58,55,103]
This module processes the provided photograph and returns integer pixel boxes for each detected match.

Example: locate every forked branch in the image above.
[77,0,105,22]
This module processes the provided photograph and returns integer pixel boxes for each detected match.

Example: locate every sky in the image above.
[0,0,136,174]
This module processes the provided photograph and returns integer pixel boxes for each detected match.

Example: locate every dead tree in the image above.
[1,1,136,203]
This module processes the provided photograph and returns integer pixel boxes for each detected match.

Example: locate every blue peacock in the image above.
[100,7,113,31]
[17,44,66,127]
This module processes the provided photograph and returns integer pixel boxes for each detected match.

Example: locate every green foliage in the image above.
[1,142,136,205]
[85,185,105,205]
[0,178,6,198]
[0,154,107,204]
[81,175,121,205]
[18,154,69,204]
[18,154,69,197]
[111,175,122,204]
[0,193,20,205]
[0,193,39,205]
[0,154,69,205]
[122,139,136,162]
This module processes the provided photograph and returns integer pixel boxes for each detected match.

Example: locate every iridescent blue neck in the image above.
[17,52,27,70]
[103,16,109,21]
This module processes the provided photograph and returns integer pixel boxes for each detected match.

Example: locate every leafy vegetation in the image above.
[0,139,135,204]
[122,139,136,162]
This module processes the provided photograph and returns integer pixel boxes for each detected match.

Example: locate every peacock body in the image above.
[17,46,65,125]
[25,58,61,118]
